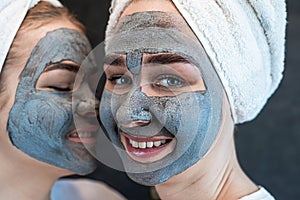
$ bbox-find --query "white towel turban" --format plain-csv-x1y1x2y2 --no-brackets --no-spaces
0,0,62,73
105,0,287,124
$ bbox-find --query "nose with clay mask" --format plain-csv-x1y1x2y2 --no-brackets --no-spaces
116,86,152,128
114,83,168,138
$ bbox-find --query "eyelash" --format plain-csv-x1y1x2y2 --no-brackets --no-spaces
108,75,132,85
154,75,185,87
47,86,72,92
106,74,185,89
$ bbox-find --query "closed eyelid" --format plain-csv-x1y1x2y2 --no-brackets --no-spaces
35,67,79,93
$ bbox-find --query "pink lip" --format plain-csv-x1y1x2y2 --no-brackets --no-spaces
67,126,98,145
120,131,176,163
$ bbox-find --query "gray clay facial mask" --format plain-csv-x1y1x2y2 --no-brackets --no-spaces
8,28,98,174
100,11,223,185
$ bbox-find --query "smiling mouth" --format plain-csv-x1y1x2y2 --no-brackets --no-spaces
67,128,98,145
120,131,176,163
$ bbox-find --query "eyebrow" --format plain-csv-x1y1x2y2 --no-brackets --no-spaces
144,53,191,65
44,63,79,73
104,54,125,66
104,53,192,67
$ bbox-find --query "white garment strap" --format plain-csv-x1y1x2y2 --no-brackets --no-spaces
240,187,275,200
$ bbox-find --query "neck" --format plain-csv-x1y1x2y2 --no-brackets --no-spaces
0,136,71,200
155,102,258,200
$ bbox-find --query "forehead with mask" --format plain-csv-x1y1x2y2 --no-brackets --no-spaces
101,4,225,185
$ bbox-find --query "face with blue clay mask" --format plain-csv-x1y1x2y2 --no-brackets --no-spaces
7,28,98,174
100,11,223,185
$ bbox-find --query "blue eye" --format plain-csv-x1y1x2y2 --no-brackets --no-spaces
155,76,183,87
116,77,131,85
108,75,132,85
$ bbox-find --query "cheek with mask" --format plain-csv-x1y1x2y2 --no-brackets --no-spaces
100,11,224,185
8,28,98,174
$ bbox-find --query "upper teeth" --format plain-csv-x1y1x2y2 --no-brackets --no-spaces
129,139,167,149
70,132,93,138
79,132,93,138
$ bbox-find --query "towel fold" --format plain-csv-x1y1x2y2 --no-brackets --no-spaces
0,0,62,73
106,0,287,124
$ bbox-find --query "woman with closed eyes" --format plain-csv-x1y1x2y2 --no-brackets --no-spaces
0,1,124,199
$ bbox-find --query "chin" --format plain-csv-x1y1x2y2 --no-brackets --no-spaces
127,172,168,186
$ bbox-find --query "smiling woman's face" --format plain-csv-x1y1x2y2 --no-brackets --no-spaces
104,53,207,163
1,20,98,174
100,4,224,185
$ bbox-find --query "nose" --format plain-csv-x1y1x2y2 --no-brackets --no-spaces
116,87,152,128
76,99,99,117
121,120,150,129
74,83,99,118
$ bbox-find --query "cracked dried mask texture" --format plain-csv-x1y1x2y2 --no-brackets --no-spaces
8,28,97,174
